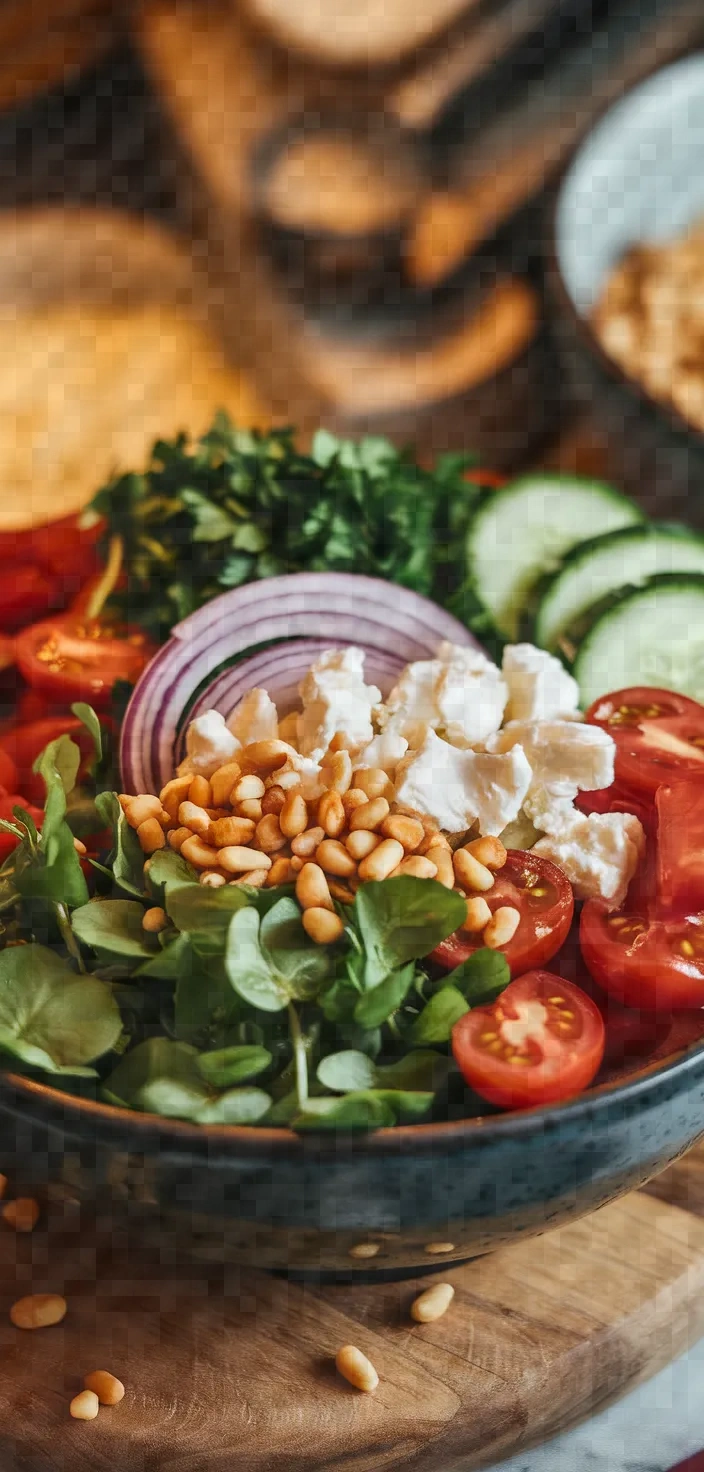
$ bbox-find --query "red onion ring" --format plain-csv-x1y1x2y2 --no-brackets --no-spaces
121,573,483,794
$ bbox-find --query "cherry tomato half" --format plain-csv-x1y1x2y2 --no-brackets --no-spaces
431,850,574,978
580,900,704,1011
452,971,605,1109
586,687,704,799
15,615,154,708
0,716,94,806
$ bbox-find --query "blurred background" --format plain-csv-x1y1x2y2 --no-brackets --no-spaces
0,0,702,532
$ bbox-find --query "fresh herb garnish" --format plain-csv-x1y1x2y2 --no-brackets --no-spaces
89,418,481,642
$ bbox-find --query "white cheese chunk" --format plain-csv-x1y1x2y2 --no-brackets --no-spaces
395,725,532,835
358,726,409,776
488,719,615,797
523,787,578,837
533,811,645,910
275,753,325,801
177,710,240,778
380,640,507,748
297,647,381,761
227,688,279,745
502,643,580,722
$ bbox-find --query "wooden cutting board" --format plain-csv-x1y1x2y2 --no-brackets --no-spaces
0,1143,703,1471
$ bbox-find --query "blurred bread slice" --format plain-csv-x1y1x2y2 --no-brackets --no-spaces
239,0,478,69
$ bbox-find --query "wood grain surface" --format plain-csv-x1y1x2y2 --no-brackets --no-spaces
0,1142,702,1471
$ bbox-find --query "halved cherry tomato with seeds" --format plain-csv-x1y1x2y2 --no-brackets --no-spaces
452,971,605,1109
431,850,574,978
0,716,95,806
580,900,704,1011
15,615,153,708
586,687,704,799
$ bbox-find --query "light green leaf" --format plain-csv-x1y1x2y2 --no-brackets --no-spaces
316,1049,376,1093
104,1038,208,1118
71,702,103,763
409,986,469,1044
181,488,237,542
353,963,416,1028
225,906,289,1012
193,1087,271,1124
292,1091,395,1131
375,1050,451,1092
72,899,155,959
95,792,145,898
0,943,121,1070
145,848,196,899
17,821,89,909
443,948,511,1007
165,881,250,935
197,1044,272,1088
353,878,466,990
260,896,332,1002
138,931,192,980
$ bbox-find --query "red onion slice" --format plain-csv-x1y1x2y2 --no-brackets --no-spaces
121,573,483,794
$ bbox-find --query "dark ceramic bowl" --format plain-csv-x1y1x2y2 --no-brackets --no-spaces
551,53,704,524
0,1009,703,1275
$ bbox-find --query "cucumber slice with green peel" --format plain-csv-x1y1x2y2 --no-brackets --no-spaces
573,573,704,707
535,523,704,653
466,474,645,641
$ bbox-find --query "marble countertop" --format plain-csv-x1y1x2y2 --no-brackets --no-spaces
486,1337,704,1472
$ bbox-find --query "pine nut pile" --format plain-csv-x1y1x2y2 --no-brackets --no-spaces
121,736,521,947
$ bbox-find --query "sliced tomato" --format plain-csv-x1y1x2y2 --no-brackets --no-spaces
463,468,506,489
0,563,63,632
431,850,574,978
654,779,704,918
575,781,654,833
580,899,704,1011
451,971,605,1109
586,687,704,799
15,615,154,707
0,716,94,805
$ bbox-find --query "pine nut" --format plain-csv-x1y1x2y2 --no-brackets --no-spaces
200,871,226,888
295,862,333,911
188,774,212,808
290,856,303,872
219,845,272,874
266,857,298,887
335,1345,379,1392
178,801,212,840
231,869,269,888
328,730,352,753
463,896,492,932
210,761,242,807
424,1241,455,1254
136,818,165,854
180,834,221,869
328,880,356,904
279,791,308,839
291,826,325,858
117,794,132,812
277,712,300,744
206,807,229,820
124,794,162,829
10,1293,66,1329
453,848,494,892
358,837,404,881
315,839,357,878
466,835,507,870
168,826,192,853
261,785,286,817
83,1370,125,1406
392,856,438,879
410,1282,455,1323
419,830,451,856
238,798,263,821
255,814,287,853
345,829,380,861
350,797,390,832
70,1391,99,1421
233,774,266,803
348,1242,380,1259
432,848,455,888
380,814,424,851
269,768,301,792
142,906,168,933
73,837,87,855
0,1175,7,1199
159,775,195,821
239,740,292,774
323,750,352,794
3,1197,40,1232
342,788,368,817
352,767,391,800
211,816,256,847
302,907,344,944
318,789,346,838
484,905,520,949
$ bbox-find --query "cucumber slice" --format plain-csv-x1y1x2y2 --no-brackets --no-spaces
466,474,644,640
535,523,704,653
574,573,704,707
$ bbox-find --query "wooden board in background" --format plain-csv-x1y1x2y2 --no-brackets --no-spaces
0,1142,702,1470
0,0,121,112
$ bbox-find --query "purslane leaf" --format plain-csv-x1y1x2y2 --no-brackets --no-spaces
353,962,416,1028
72,899,156,959
197,1044,272,1088
0,943,121,1070
409,986,469,1044
225,907,289,1012
443,948,511,1007
353,879,466,991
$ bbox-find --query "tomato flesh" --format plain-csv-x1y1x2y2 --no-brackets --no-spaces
432,850,574,977
0,717,95,806
452,971,605,1109
16,615,154,707
580,899,704,1011
586,687,704,799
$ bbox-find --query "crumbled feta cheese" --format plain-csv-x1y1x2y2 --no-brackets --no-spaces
276,753,325,801
502,644,580,722
523,787,578,837
358,726,409,776
380,640,507,748
488,719,615,797
227,688,279,745
533,811,645,909
177,710,240,778
395,725,532,835
297,647,381,761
